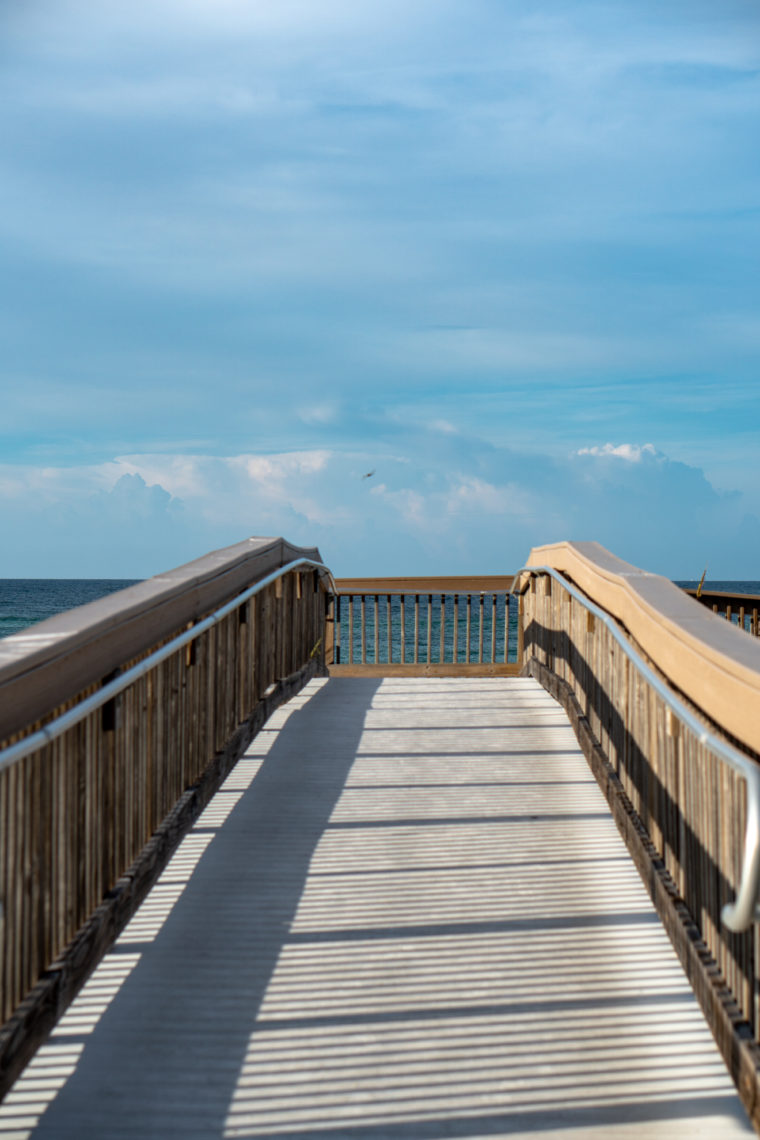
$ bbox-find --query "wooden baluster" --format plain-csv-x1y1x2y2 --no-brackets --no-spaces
490,594,497,663
453,595,459,663
440,595,446,663
349,596,354,665
400,595,406,664
466,595,472,663
427,594,432,664
361,595,367,663
374,595,379,664
414,595,419,664
387,596,392,663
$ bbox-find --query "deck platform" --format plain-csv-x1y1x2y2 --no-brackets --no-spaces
0,677,753,1138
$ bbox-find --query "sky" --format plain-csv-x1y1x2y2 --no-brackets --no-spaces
1,0,759,579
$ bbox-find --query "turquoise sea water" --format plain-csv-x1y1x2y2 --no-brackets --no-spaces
1,578,759,650
336,592,519,665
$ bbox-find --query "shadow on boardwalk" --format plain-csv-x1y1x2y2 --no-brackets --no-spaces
2,677,753,1139
28,678,380,1139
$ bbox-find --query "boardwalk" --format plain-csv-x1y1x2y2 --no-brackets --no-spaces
0,677,752,1138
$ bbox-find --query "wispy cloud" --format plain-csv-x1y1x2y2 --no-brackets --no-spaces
1,0,758,574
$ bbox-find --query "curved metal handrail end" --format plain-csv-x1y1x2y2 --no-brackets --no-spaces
721,768,760,933
516,562,760,932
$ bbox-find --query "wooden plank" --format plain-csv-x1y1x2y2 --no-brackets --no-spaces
5,676,750,1139
334,575,515,594
687,588,760,607
328,663,521,677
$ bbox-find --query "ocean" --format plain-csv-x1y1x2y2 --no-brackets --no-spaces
0,580,142,640
1,579,758,647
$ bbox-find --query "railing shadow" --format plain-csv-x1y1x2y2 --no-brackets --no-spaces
20,678,381,1139
523,618,759,1033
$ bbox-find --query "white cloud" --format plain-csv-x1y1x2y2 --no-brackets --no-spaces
0,436,758,578
575,442,658,462
1,1,758,581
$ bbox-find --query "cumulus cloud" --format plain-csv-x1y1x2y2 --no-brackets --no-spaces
2,435,757,579
0,468,186,577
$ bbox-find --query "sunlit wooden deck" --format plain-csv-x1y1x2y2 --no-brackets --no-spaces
1,677,752,1138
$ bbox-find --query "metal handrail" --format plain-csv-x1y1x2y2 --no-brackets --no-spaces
513,564,760,932
0,558,336,774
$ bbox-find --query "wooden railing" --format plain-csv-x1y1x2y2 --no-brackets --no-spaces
4,536,760,1109
516,541,760,1127
0,537,332,1094
688,588,760,637
328,576,520,676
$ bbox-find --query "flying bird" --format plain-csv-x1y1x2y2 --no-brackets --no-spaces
362,469,376,479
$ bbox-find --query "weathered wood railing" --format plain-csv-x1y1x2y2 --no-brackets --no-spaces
516,541,760,1127
0,537,332,1094
688,588,760,637
329,576,520,676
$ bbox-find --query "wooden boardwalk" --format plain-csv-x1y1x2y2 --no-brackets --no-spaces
0,678,753,1139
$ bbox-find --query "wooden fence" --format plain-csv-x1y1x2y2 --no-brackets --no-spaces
688,588,760,637
329,576,520,676
517,540,760,1125
0,537,331,1093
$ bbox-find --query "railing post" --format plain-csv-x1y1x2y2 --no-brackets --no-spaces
517,590,525,670
324,594,335,666
327,576,519,675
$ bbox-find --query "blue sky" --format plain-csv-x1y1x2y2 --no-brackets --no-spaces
2,0,759,578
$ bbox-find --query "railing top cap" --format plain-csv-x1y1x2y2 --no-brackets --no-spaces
0,537,326,743
520,540,760,754
334,575,515,594
0,537,314,664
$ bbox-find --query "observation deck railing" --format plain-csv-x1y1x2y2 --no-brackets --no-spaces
0,537,333,1094
328,576,520,676
515,541,760,1123
2,536,760,1123
688,587,760,638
